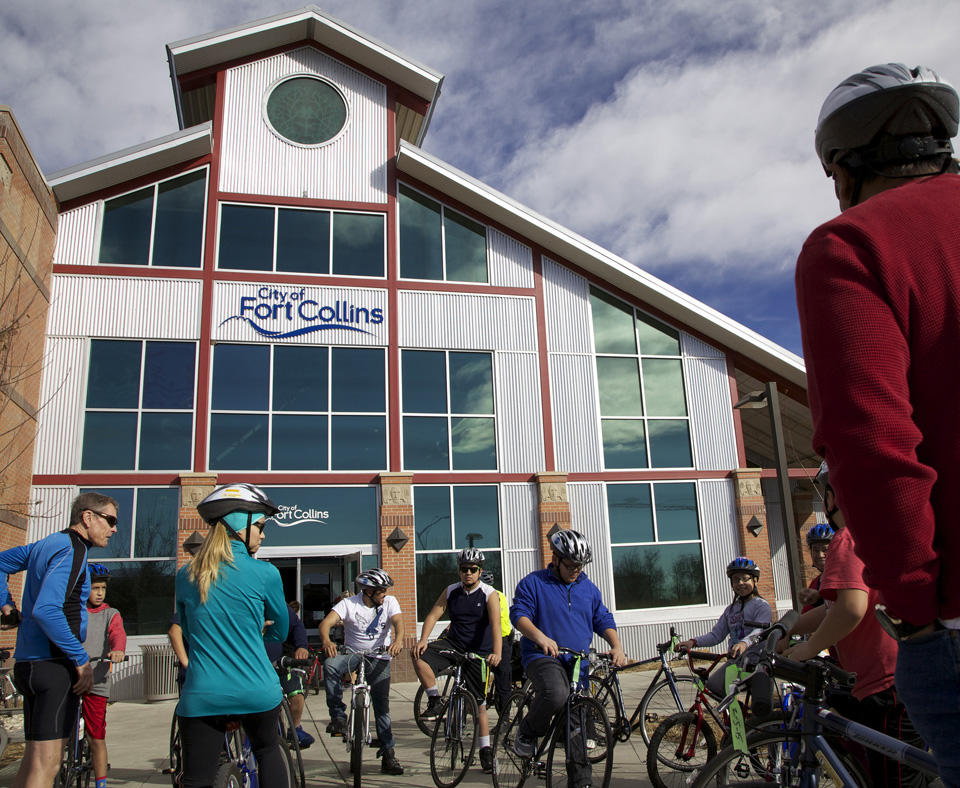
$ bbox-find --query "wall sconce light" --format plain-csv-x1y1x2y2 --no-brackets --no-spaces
746,516,765,538
183,531,205,556
547,523,563,539
386,526,409,552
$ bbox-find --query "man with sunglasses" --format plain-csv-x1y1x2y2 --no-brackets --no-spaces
412,547,502,774
0,491,119,788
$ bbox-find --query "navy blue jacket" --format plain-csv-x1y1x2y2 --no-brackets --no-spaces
264,607,308,663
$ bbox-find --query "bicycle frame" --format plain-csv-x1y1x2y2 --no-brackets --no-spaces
342,647,382,752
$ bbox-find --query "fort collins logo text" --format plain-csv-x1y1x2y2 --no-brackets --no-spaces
219,286,384,338
272,503,330,528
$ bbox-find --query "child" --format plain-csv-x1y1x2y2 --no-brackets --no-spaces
798,524,834,613
82,563,127,788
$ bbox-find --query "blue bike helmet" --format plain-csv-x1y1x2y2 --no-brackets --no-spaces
726,557,760,579
88,563,110,582
806,524,835,546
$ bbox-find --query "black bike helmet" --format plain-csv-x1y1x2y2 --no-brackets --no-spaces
726,556,760,579
196,483,279,527
457,547,484,566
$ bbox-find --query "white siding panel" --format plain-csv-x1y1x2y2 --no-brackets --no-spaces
500,483,538,604
681,331,724,359
614,619,726,659
503,551,538,605
28,486,77,541
568,482,614,605
541,258,591,354
488,229,534,289
698,479,741,607
496,352,545,474
33,338,87,475
685,356,738,471
549,354,602,473
398,291,537,351
53,203,98,266
762,478,793,607
220,47,387,203
48,276,202,339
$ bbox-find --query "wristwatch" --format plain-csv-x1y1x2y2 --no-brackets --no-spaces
874,605,938,641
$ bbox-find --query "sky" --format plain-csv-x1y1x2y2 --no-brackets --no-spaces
3,0,960,356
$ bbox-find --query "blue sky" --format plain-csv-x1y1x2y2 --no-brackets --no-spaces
4,0,960,355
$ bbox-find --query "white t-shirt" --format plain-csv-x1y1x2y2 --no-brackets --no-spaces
333,593,401,660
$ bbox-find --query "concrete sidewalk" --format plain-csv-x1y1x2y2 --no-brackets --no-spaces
0,677,657,787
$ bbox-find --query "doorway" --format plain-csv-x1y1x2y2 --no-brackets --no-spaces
264,553,362,639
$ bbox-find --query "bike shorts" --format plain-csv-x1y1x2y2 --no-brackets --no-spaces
81,692,108,739
279,668,305,698
13,658,79,741
420,638,490,703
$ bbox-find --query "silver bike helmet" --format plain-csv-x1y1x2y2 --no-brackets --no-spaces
196,483,279,528
457,547,485,566
549,529,593,565
356,568,394,590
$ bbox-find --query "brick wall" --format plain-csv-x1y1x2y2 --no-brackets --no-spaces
731,468,777,604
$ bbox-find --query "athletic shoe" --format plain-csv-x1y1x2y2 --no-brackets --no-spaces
295,726,315,749
479,746,493,773
512,732,535,759
381,748,404,775
326,717,347,736
422,695,444,720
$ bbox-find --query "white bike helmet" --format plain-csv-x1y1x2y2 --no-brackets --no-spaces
356,568,394,590
550,529,593,565
196,483,279,527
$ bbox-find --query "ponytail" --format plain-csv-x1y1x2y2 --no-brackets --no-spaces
186,522,235,604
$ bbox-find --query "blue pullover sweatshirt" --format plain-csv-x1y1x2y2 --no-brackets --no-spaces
510,566,616,668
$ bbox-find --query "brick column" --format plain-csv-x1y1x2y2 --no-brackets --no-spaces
792,481,819,589
536,472,570,568
378,473,417,682
178,473,216,569
731,468,776,604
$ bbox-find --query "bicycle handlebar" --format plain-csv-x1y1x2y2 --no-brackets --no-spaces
340,645,388,657
278,656,313,669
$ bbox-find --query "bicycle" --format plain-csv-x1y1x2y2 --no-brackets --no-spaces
415,649,511,736
492,647,614,788
303,649,323,696
0,648,24,761
337,644,389,788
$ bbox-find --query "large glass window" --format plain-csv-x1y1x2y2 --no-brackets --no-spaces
607,482,706,610
218,204,385,277
82,340,195,471
590,287,692,469
209,344,386,471
401,350,496,470
413,485,502,621
398,184,488,283
99,169,207,268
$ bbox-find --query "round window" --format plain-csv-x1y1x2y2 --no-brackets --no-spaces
265,76,348,146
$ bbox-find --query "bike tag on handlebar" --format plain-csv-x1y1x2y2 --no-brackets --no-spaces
572,654,582,685
724,663,748,755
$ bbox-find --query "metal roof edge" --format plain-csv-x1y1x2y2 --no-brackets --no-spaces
396,140,806,390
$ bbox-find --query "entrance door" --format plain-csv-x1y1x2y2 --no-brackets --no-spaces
300,557,342,638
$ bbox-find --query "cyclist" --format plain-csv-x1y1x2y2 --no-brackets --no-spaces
264,601,314,749
82,563,127,788
480,569,516,714
0,491,118,788
510,529,626,788
413,548,502,774
318,568,404,776
175,483,290,788
799,524,834,612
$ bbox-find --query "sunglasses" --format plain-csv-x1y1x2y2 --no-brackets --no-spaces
88,510,118,528
560,559,584,572
459,565,481,574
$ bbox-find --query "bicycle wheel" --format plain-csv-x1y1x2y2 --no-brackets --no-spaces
78,737,93,788
636,675,700,745
430,688,479,788
350,698,366,788
277,735,297,788
278,699,305,788
56,728,79,788
169,715,183,787
212,763,244,788
546,697,613,788
309,660,322,695
492,689,532,788
415,672,453,736
646,712,717,788
590,677,629,747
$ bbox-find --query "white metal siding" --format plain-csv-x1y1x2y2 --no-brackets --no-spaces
568,482,614,605
27,485,77,541
48,275,202,339
496,352,545,474
53,203,98,266
548,353,602,473
219,47,387,203
488,229,534,289
680,331,724,359
541,257,592,354
614,618,726,659
500,483,539,605
699,479,741,607
685,356,738,471
33,338,87,475
762,478,793,606
398,291,538,351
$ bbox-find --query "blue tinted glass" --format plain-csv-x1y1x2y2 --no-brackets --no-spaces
453,486,500,549
601,420,647,469
277,208,329,274
590,287,637,354
402,351,446,413
139,413,192,470
211,344,269,411
648,420,693,468
607,484,653,543
596,357,643,417
153,170,206,268
99,187,153,266
451,417,496,470
87,340,141,409
332,213,384,277
209,413,268,469
612,544,706,609
443,209,487,283
85,559,175,635
262,486,378,547
449,353,493,413
134,488,180,558
414,486,452,550
330,415,386,470
331,348,384,412
403,416,448,470
273,346,327,412
654,483,700,541
218,204,274,270
142,342,195,409
82,412,138,470
399,185,442,280
272,415,327,470
83,487,134,559
416,552,457,620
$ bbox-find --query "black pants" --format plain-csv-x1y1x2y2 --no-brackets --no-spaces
494,637,514,713
178,705,286,788
846,687,928,788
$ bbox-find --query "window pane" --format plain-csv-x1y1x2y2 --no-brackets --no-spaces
402,350,446,413
637,312,680,355
601,419,647,469
444,209,487,283
100,187,153,266
330,415,385,470
139,413,192,470
612,544,706,609
607,484,653,543
331,348,384,412
416,552,457,620
399,185,442,280
654,483,700,541
218,204,274,270
134,488,180,558
82,412,138,470
209,413,268,469
277,208,329,274
273,346,327,412
451,417,496,470
97,560,176,635
211,344,269,411
84,487,134,559
87,340,141,408
143,342,195,409
453,486,499,549
590,287,636,354
332,213,384,277
404,416,448,469
414,486,452,551
648,420,693,467
153,170,206,268
449,353,493,414
272,415,327,470
642,359,687,417
596,357,643,417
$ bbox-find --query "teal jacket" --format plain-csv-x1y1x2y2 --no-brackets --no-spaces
175,541,288,717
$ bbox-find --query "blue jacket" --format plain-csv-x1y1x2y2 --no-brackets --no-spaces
176,541,289,717
510,566,616,667
264,607,308,663
0,530,90,666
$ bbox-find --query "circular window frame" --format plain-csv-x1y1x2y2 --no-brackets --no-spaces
262,74,350,148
